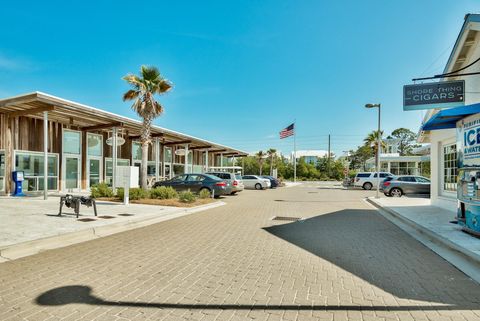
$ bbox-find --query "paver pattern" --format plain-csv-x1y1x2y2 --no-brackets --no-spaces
1,183,480,321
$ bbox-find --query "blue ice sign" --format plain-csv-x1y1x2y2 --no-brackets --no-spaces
459,114,480,167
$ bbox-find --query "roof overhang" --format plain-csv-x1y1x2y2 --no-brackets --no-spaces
0,91,248,156
421,102,480,131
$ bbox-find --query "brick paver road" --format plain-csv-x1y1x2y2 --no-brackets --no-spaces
1,183,480,321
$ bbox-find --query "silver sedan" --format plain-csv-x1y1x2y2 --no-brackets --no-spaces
381,175,431,197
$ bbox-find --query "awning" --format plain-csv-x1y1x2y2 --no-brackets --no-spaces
422,103,480,131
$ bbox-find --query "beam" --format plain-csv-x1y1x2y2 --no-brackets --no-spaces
209,149,227,153
129,133,163,140
189,145,212,150
82,121,123,132
163,140,192,146
3,105,55,117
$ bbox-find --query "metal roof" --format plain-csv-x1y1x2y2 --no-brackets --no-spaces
0,91,248,156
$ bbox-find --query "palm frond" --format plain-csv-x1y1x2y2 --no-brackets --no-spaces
123,89,139,101
141,65,160,81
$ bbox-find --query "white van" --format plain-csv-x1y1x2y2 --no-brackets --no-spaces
354,172,393,190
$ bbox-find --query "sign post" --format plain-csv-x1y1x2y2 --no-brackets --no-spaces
403,80,465,111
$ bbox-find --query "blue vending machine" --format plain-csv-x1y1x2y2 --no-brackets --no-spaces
12,170,25,196
457,113,480,236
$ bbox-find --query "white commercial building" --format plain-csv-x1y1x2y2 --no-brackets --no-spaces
290,150,332,165
418,14,480,211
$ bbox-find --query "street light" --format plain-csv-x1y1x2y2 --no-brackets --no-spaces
365,103,381,199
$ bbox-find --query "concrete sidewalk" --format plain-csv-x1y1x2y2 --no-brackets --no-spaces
367,196,480,282
0,196,224,262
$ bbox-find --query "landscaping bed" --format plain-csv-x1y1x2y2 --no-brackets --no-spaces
91,183,214,208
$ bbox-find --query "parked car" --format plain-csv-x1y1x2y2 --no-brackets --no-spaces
206,172,245,195
241,175,271,190
260,175,279,188
354,172,393,190
382,175,431,197
153,173,227,197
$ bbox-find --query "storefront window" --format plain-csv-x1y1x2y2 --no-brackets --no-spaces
104,158,130,186
389,161,419,176
87,133,102,156
63,130,81,154
14,152,59,191
443,144,457,192
164,147,172,163
132,141,142,161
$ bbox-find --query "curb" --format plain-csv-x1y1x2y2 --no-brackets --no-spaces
366,197,480,283
0,201,225,262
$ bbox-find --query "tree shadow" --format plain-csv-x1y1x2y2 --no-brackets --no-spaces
35,285,472,311
263,209,480,308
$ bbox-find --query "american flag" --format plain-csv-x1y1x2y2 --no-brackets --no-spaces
279,123,294,139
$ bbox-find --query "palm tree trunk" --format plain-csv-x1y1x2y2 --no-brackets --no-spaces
140,115,152,190
270,156,273,176
259,161,263,175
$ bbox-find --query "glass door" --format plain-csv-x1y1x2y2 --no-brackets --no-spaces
64,156,81,191
88,158,102,187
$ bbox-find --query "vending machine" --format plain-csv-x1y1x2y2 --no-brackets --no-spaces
457,113,480,236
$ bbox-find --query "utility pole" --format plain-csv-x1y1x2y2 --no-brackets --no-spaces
327,134,331,178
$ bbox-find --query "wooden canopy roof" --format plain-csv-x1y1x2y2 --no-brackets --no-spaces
0,92,248,156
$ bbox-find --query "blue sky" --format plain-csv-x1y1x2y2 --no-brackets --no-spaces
0,1,478,156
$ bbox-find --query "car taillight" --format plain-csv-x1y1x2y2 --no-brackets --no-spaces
215,182,226,186
233,180,238,186
384,182,391,187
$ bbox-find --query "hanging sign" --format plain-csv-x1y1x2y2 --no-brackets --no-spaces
106,136,126,146
403,80,465,111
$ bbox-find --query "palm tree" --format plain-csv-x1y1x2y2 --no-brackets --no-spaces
363,130,386,154
267,148,277,176
256,151,266,175
122,65,172,189
364,130,386,169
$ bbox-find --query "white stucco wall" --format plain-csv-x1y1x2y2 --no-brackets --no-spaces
429,128,457,212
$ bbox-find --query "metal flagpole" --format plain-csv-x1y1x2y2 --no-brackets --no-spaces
293,121,296,183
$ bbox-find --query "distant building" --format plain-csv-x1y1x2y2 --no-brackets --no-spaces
290,150,333,165
365,139,430,176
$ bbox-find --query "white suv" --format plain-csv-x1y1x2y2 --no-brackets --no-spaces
354,172,393,190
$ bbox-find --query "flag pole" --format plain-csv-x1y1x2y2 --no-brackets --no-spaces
293,120,296,183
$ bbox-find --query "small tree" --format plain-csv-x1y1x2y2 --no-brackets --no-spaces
256,151,266,175
267,148,277,176
391,128,417,156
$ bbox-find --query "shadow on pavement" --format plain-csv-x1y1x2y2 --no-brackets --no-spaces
263,209,480,308
36,285,469,311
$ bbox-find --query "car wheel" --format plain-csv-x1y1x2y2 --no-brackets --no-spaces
200,187,211,196
384,192,392,197
390,188,403,197
255,183,262,190
363,182,373,190
230,192,237,195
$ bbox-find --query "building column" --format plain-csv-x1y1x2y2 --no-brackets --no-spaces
184,144,189,174
112,127,118,190
220,153,223,168
43,112,48,200
205,150,209,172
4,115,12,195
387,161,391,174
162,146,166,179
154,138,160,182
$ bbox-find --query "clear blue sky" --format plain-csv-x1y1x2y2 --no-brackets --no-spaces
0,1,478,156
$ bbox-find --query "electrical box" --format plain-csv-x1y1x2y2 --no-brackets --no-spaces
115,166,139,189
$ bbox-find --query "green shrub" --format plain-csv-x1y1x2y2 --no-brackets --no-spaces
116,187,148,201
150,186,178,199
199,188,211,199
90,182,114,198
178,190,196,203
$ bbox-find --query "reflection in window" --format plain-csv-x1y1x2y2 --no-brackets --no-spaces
63,130,81,154
87,133,102,156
